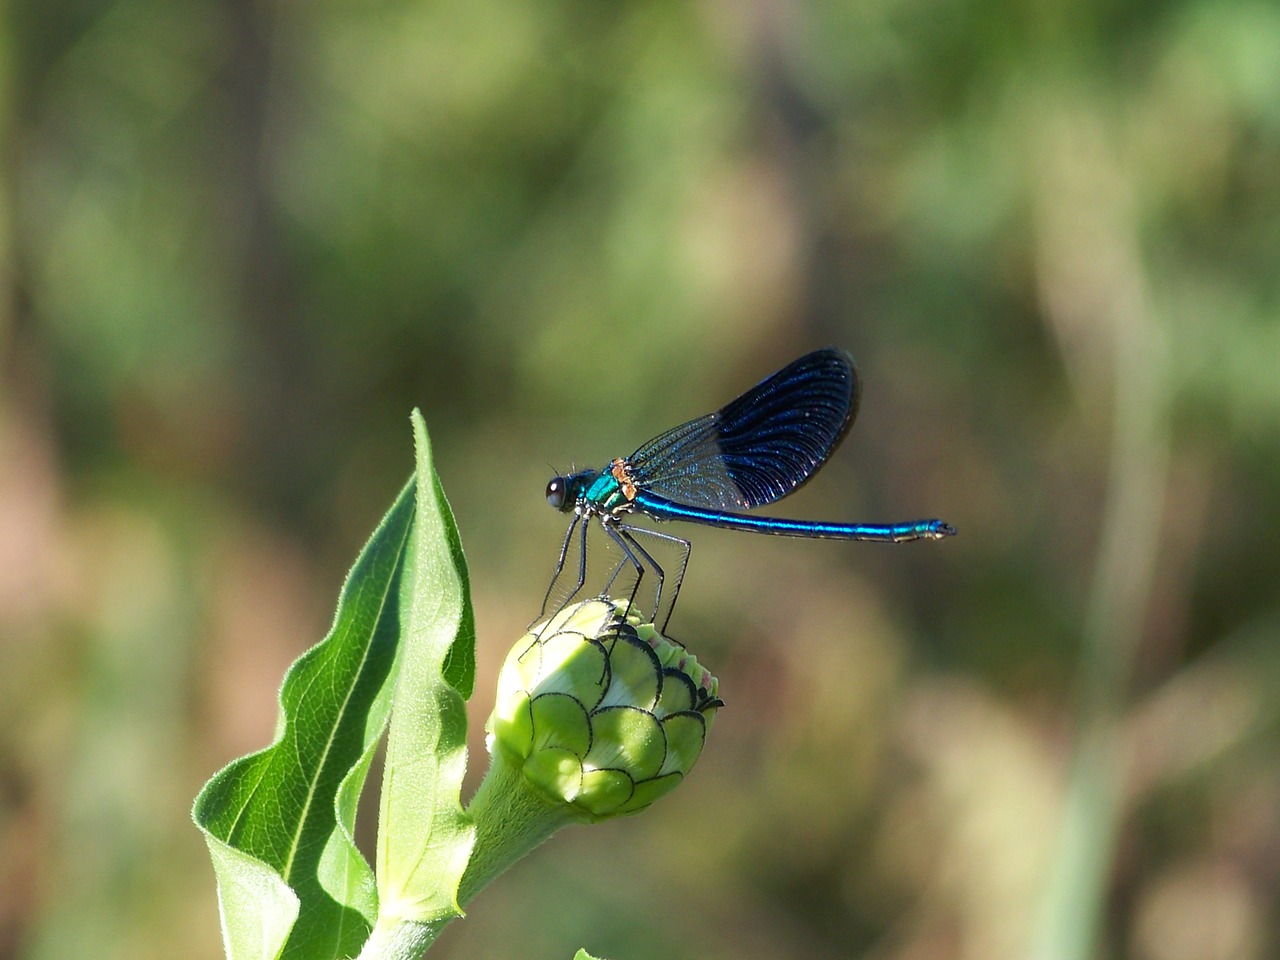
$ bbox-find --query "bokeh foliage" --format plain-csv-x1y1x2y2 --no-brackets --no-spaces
1,0,1278,958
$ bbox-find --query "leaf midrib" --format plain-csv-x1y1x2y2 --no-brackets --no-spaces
278,515,412,882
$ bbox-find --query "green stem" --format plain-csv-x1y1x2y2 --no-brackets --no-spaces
1026,92,1170,960
358,754,577,960
458,751,580,904
356,917,446,960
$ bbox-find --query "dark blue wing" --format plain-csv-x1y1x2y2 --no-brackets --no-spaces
626,349,859,511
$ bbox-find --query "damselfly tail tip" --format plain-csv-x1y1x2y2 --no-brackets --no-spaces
931,520,957,539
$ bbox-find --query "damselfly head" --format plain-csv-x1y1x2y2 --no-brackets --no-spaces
546,469,599,511
545,475,570,510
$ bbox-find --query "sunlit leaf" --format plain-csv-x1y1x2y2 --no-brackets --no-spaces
193,480,416,959
374,411,477,923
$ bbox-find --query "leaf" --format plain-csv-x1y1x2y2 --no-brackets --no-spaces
194,478,416,960
374,411,477,923
573,950,610,960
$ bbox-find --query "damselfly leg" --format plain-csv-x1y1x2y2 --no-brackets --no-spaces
536,514,691,636
613,524,690,633
535,513,588,626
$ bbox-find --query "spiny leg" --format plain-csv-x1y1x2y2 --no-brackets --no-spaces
594,528,653,615
535,513,594,637
537,513,580,624
601,521,651,623
571,514,589,605
620,525,691,633
613,524,672,626
599,550,630,598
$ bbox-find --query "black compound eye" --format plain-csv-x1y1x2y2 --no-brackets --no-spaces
546,477,567,509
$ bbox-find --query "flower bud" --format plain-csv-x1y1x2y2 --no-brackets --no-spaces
487,599,721,821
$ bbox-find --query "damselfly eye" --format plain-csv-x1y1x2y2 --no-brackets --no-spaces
546,477,567,510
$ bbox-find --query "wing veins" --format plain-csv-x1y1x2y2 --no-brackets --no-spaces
626,349,857,511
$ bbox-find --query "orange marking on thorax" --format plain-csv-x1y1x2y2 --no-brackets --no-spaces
610,457,638,500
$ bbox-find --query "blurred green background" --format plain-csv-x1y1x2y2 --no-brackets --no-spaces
2,0,1278,957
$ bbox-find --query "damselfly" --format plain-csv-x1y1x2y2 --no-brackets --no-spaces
541,349,954,629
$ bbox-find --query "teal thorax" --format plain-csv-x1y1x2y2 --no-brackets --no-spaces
545,458,638,518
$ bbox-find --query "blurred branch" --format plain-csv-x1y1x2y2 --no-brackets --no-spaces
1028,89,1172,960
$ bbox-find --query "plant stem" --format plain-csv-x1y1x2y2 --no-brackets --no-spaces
356,917,447,960
1027,93,1170,960
457,751,579,905
358,754,577,960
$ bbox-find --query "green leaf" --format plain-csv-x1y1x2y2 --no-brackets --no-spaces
193,478,416,960
375,410,477,923
573,950,609,960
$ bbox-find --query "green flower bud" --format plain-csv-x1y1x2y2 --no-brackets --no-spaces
487,599,721,821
